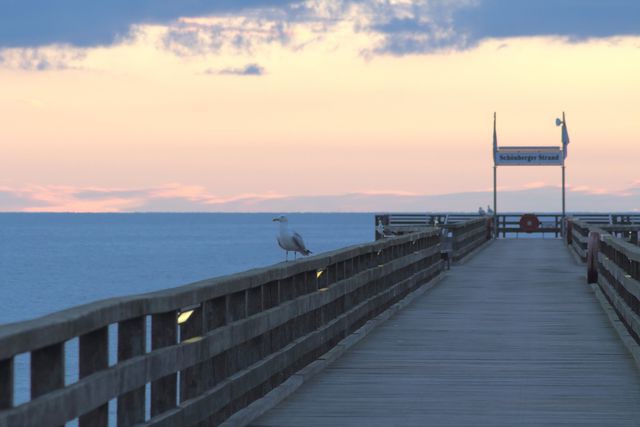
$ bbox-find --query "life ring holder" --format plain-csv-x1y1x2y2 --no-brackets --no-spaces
519,214,540,233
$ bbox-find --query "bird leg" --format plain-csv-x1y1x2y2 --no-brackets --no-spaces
294,252,297,260
285,251,288,262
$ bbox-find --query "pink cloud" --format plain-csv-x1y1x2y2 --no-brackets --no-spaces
1,182,638,212
148,184,286,205
355,190,419,197
0,184,289,212
568,184,635,197
522,181,551,189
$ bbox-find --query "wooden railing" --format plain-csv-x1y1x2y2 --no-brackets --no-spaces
444,218,492,261
377,212,640,240
495,213,563,237
0,230,443,427
568,219,590,262
375,216,492,262
598,235,640,345
567,218,640,348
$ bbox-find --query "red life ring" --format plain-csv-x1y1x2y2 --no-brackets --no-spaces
519,214,540,233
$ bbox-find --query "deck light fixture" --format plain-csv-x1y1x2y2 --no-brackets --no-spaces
177,310,194,324
177,304,200,324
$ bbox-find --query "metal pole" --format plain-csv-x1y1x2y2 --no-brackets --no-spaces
562,164,566,236
493,165,497,239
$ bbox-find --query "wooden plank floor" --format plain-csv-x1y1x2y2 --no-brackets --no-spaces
253,239,640,426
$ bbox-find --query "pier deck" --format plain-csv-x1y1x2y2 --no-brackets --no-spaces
254,239,640,426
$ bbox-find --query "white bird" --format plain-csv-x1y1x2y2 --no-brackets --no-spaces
478,206,486,216
273,216,312,261
487,205,494,215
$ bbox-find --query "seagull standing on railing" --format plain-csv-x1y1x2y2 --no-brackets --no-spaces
273,215,312,261
487,205,494,215
478,206,486,216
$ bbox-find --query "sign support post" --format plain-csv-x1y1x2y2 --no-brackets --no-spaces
492,112,570,239
562,164,566,235
493,165,497,239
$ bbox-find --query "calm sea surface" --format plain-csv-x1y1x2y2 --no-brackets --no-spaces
0,213,373,324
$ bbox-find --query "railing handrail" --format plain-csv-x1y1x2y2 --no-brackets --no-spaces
0,229,436,360
566,217,640,349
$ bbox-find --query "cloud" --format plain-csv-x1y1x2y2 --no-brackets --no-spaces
454,0,640,42
0,189,49,210
206,63,266,76
363,0,640,54
0,47,85,71
0,184,638,212
0,1,300,48
3,0,639,54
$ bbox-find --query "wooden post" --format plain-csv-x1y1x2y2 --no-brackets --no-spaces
31,343,64,398
204,296,226,331
202,297,226,391
79,326,109,427
502,215,507,238
31,343,65,427
151,311,177,417
0,358,13,410
117,317,146,426
226,291,247,323
247,286,263,316
587,231,600,284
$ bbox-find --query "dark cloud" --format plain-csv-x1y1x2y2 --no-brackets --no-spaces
371,0,640,54
0,0,299,48
454,0,640,42
1,0,639,54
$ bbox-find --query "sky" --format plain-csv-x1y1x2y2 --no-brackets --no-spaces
1,0,639,212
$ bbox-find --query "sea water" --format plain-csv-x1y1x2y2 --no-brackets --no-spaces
0,213,373,422
0,213,373,323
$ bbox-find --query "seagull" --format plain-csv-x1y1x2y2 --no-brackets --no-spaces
487,205,494,215
273,215,312,261
478,206,486,216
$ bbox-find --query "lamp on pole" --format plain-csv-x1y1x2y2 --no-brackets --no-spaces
555,112,569,236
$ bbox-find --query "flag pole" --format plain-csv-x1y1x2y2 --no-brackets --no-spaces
493,112,498,239
561,112,566,237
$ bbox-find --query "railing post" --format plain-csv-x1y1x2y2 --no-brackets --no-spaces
31,343,64,397
587,231,600,284
117,316,146,426
502,215,506,238
0,358,13,410
227,291,247,322
79,326,109,427
31,342,65,427
151,311,177,417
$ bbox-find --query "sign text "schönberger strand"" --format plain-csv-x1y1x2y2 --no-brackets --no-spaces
495,150,563,166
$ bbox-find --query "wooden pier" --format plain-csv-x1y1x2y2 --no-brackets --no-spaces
253,239,640,426
1,215,639,426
